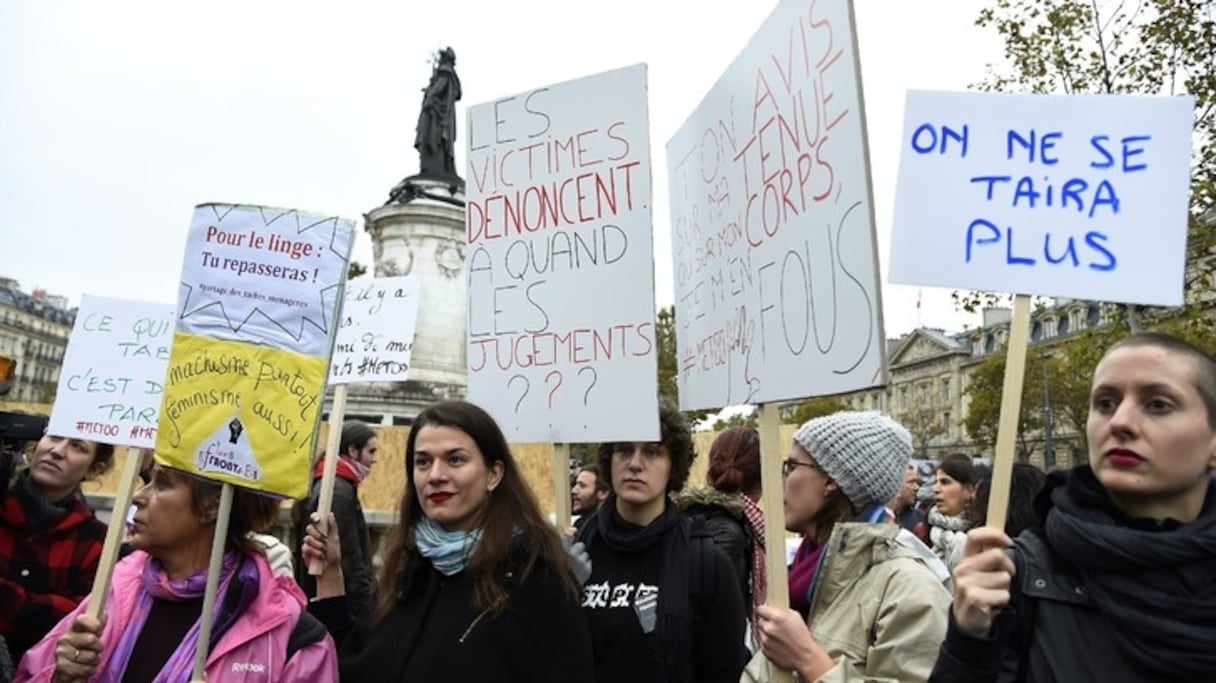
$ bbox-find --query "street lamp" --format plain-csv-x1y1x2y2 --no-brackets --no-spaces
1041,352,1055,469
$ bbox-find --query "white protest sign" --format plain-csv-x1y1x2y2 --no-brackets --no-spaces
48,295,175,448
888,90,1194,306
465,64,659,442
330,275,421,384
667,0,885,411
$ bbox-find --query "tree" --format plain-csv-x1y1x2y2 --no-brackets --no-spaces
899,403,946,459
964,346,1050,460
655,306,713,423
348,261,368,280
958,1,1216,330
712,406,759,431
784,396,849,425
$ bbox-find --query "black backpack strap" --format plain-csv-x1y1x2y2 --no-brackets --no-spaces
687,520,717,613
286,609,328,662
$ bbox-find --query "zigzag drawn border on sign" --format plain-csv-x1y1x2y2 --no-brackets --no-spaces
177,282,344,342
178,204,354,341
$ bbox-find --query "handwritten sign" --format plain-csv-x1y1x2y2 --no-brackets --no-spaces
465,64,659,442
48,296,174,448
330,275,421,384
667,0,885,411
888,90,1195,306
156,203,356,498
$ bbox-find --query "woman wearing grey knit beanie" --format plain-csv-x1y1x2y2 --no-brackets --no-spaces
741,411,951,683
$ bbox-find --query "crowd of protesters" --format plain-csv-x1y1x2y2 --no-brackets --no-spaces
2,330,1212,682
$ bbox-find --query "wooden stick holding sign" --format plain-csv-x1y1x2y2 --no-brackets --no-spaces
309,385,348,575
553,443,571,529
757,403,794,683
190,482,234,682
84,447,144,620
984,295,1032,530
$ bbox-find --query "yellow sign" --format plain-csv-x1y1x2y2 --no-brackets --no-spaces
156,332,325,498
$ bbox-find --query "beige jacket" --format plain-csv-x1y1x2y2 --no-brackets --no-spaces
742,523,950,683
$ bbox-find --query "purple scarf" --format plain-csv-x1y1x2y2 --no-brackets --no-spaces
98,552,258,683
788,537,826,620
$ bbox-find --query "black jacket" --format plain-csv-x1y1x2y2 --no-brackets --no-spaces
674,488,752,619
312,552,592,682
295,475,377,622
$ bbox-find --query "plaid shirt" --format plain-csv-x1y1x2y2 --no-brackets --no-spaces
0,470,106,663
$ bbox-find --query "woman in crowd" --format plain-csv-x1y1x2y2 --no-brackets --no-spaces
931,333,1216,682
294,420,380,621
302,400,592,681
919,453,985,572
578,400,747,682
16,465,337,682
744,411,951,682
0,434,113,665
674,425,766,649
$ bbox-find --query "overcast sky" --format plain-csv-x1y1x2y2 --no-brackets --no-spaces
0,0,1002,337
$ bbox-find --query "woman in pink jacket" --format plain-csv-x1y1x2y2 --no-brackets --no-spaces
15,466,338,683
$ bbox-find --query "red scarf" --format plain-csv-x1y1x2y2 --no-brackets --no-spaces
311,455,365,484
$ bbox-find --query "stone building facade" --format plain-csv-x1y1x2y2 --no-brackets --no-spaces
821,300,1114,469
0,279,74,403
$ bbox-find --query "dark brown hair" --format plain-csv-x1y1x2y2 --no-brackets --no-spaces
579,463,610,495
706,427,761,494
597,398,696,493
171,468,281,557
374,401,576,623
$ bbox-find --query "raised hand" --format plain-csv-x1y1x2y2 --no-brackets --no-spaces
952,526,1016,638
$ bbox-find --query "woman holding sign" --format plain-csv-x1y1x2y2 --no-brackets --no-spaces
930,333,1216,682
743,411,951,683
0,433,113,665
14,466,338,682
302,400,593,681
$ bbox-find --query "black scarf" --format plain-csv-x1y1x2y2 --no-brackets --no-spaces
581,497,692,683
1043,467,1216,680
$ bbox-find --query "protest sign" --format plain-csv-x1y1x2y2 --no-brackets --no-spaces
156,203,355,498
330,275,421,384
48,295,174,448
888,90,1194,306
667,0,886,411
465,64,659,443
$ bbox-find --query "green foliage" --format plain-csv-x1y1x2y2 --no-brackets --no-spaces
712,407,759,431
964,346,1048,460
784,396,849,425
347,260,368,280
655,305,713,424
958,0,1216,324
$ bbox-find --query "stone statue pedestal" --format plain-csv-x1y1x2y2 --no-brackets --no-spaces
327,176,467,425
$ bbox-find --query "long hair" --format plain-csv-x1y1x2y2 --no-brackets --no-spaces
373,401,576,624
339,420,377,456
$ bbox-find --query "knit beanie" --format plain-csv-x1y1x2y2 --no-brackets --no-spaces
792,411,913,510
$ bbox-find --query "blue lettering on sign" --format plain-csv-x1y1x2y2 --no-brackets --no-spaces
943,126,1154,276
965,219,1118,272
910,123,969,157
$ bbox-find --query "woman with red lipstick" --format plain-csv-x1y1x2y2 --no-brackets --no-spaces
0,433,113,666
303,400,593,681
930,333,1216,682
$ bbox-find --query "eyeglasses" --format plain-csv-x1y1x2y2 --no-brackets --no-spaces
781,459,822,477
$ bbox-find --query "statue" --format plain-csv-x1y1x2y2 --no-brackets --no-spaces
414,47,461,178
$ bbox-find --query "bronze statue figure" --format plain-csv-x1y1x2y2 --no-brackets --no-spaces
415,47,461,178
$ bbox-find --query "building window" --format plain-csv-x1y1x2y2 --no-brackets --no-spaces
941,378,951,403
943,411,952,438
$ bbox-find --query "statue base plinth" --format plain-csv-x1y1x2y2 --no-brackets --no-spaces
386,174,465,207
